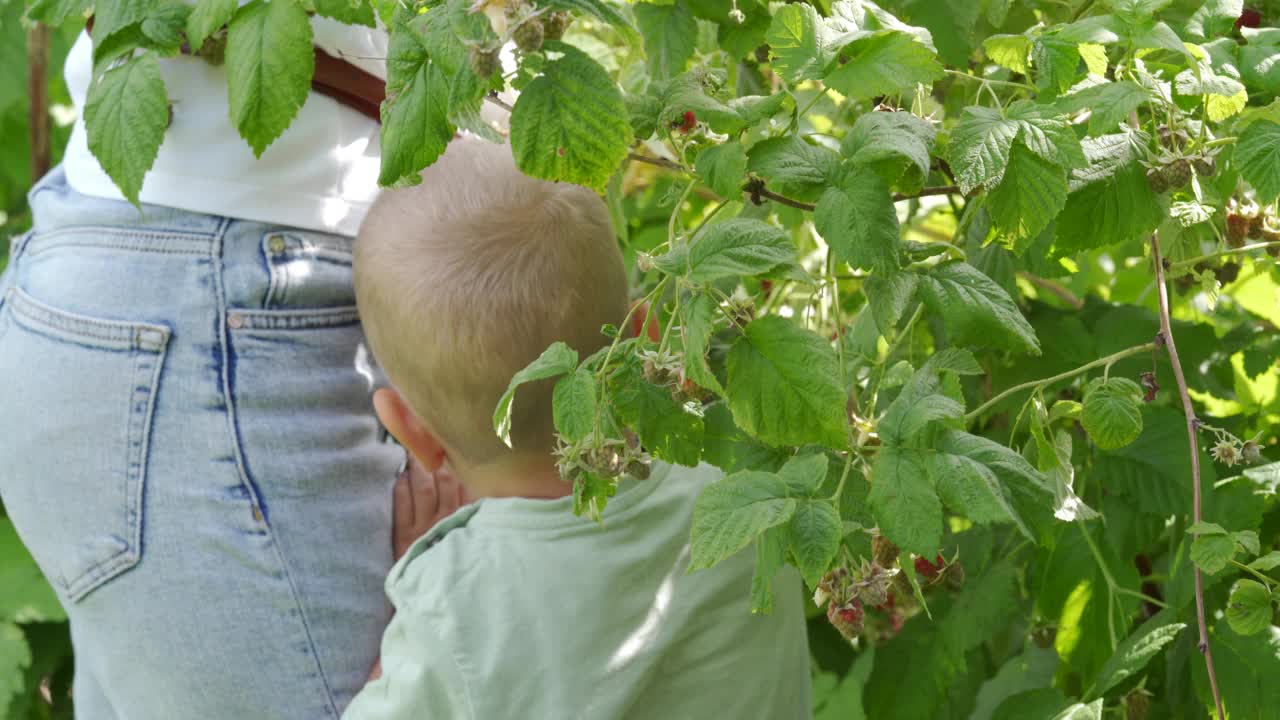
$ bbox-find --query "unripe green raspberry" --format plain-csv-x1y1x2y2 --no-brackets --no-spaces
542,11,571,41
468,46,501,78
198,34,227,66
513,17,545,53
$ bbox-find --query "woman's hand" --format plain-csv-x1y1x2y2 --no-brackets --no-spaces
392,457,468,561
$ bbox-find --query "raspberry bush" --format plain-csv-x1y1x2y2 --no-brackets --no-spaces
8,0,1280,716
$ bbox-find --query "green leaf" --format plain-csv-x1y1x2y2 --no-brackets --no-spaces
869,447,940,556
1081,377,1144,450
814,167,901,275
552,369,597,443
446,64,502,144
1033,35,1080,95
789,499,842,587
25,0,91,25
986,141,1069,240
919,261,1040,354
947,106,1020,194
841,110,937,178
689,471,797,571
91,0,157,50
542,0,638,41
1198,621,1280,718
778,452,829,496
186,0,237,49
139,2,191,50
1078,42,1107,76
746,134,840,201
1188,0,1243,39
1227,580,1273,636
1187,520,1229,536
510,42,633,191
766,2,830,84
823,30,944,101
750,525,788,613
680,294,724,396
984,33,1030,73
612,364,705,466
0,623,31,718
653,218,794,282
701,402,790,474
1055,81,1151,136
1190,533,1237,574
634,0,696,79
314,0,374,26
725,316,847,447
1235,530,1261,556
880,390,963,447
83,52,168,205
1055,133,1163,251
493,342,578,446
928,444,1033,539
226,0,314,156
376,46,453,184
863,272,918,337
1176,65,1248,121
1090,619,1186,697
695,142,748,199
1250,551,1280,571
1236,120,1280,203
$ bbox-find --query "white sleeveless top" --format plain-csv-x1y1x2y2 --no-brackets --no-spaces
62,18,388,237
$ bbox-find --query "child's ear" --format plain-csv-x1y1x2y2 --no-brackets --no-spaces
373,388,448,472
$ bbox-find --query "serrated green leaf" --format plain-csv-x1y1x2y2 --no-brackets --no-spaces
789,499,842,587
778,452,829,496
1227,580,1273,636
1056,81,1151,136
226,0,314,157
841,110,936,177
1033,35,1080,95
863,272,918,337
1079,42,1107,75
446,64,502,144
750,525,788,613
746,134,840,201
1188,0,1243,39
680,293,723,396
948,106,1021,193
919,261,1040,354
91,0,156,52
869,447,940,556
929,444,1033,539
689,471,797,571
612,365,704,466
1090,619,1186,697
1195,621,1280,719
510,42,632,190
1236,120,1280,203
1055,133,1163,250
635,0,696,79
1081,377,1144,450
695,142,747,199
379,44,453,186
0,520,65,624
1190,533,1237,574
25,0,91,25
823,30,943,101
552,369,597,443
139,2,191,50
314,0,374,26
1249,551,1280,571
1187,520,1230,535
493,342,578,445
653,218,794,281
1236,530,1262,556
83,52,168,205
987,141,1069,240
984,33,1030,73
814,166,901,275
701,402,790,474
881,391,963,447
186,0,236,49
725,316,847,447
766,2,830,84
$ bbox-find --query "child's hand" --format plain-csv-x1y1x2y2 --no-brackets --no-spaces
392,458,468,561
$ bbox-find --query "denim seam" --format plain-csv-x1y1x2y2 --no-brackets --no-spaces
22,227,216,256
5,288,171,350
233,307,361,330
213,218,342,719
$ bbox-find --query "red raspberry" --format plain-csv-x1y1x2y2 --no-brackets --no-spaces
673,110,696,133
1237,8,1263,28
914,554,944,580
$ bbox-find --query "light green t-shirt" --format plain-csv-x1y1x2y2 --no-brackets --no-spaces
343,462,812,720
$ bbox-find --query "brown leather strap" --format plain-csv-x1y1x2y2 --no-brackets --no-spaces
85,17,386,123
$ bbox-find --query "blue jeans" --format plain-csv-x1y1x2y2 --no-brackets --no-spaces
0,169,403,719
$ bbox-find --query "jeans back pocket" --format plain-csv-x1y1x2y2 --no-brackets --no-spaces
0,287,171,602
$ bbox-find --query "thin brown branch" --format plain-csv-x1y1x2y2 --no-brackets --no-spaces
27,24,50,181
1018,271,1084,309
626,152,685,173
1151,232,1225,720
485,92,514,113
755,186,815,211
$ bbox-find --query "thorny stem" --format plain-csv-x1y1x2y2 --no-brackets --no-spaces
1151,232,1225,720
1167,240,1280,272
964,342,1158,421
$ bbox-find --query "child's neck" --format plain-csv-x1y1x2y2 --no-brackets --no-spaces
454,453,571,501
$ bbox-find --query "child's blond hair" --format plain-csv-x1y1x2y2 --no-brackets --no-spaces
355,138,628,463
